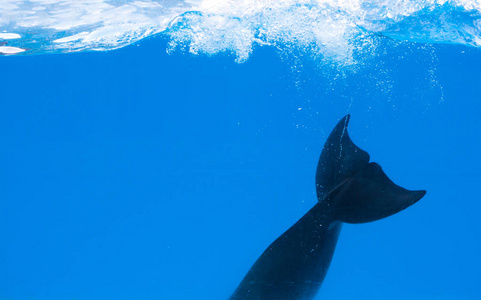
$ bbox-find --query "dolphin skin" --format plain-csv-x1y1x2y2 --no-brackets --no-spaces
230,115,425,300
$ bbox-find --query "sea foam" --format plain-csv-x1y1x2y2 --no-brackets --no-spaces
0,0,479,64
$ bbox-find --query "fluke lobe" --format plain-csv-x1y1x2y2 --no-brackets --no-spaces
230,115,425,300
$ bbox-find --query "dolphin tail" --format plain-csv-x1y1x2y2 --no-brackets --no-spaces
316,115,425,224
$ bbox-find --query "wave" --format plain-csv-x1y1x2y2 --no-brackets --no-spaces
1,0,480,64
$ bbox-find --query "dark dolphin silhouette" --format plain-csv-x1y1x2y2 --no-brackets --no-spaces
230,115,425,300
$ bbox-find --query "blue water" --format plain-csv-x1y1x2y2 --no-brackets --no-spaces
1,1,481,300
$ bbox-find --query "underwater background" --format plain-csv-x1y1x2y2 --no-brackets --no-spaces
1,1,481,299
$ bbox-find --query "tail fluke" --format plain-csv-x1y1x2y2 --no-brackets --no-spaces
329,162,425,223
317,115,425,224
230,114,425,300
316,115,370,201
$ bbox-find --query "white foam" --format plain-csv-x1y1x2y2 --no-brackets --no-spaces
53,32,90,43
0,33,21,39
0,0,479,63
0,46,25,54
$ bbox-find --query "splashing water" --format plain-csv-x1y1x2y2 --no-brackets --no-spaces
1,0,480,64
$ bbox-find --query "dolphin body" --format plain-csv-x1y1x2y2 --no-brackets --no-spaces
230,115,425,300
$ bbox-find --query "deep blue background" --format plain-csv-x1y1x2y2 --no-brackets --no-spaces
1,36,480,299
